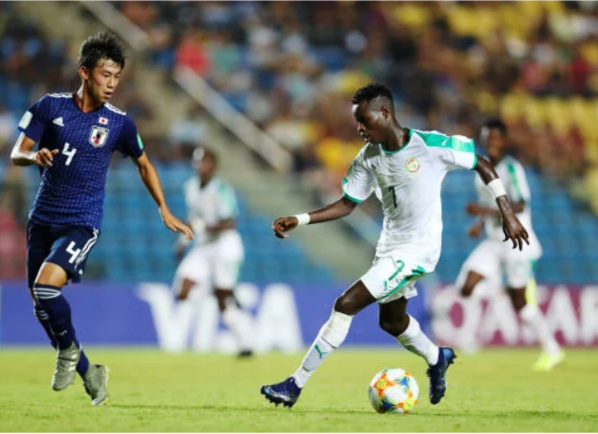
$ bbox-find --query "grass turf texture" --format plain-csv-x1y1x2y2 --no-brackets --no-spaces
0,348,596,432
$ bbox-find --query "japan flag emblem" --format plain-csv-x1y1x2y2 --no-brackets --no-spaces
99,117,109,125
89,125,109,148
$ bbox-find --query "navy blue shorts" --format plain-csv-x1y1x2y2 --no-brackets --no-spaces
27,222,100,288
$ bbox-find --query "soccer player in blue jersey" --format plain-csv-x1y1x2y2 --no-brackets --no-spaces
10,32,193,405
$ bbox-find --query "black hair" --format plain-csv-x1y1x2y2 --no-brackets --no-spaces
482,117,507,136
351,83,395,111
77,32,126,71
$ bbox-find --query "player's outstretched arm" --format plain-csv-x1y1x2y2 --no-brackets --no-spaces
133,153,193,240
272,196,357,239
466,200,525,217
474,155,529,250
10,133,58,167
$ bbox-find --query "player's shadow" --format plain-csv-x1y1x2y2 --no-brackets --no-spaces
110,403,372,415
111,405,598,420
110,404,255,412
416,409,598,419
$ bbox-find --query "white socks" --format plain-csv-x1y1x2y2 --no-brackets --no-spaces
519,304,560,355
396,315,439,366
291,312,441,389
292,310,353,388
222,300,252,352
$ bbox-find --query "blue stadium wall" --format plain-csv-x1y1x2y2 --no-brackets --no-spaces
1,165,598,349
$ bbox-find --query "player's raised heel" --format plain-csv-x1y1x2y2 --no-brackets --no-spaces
426,347,457,405
83,364,109,406
260,377,302,408
51,342,81,391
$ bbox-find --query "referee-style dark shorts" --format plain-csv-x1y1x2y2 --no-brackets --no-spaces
27,222,100,288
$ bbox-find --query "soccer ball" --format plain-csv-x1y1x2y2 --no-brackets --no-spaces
368,368,419,414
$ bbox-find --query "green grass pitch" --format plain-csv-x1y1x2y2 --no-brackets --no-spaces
0,348,597,432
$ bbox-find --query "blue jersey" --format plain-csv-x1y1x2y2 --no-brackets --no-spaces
18,92,144,229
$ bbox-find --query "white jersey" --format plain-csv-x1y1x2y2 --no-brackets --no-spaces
175,175,244,292
473,155,542,258
183,175,243,247
343,129,477,272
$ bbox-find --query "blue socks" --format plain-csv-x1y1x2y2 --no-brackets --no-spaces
76,348,90,377
34,305,57,349
33,284,75,350
32,284,90,378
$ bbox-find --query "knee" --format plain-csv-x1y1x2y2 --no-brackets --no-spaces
31,283,62,306
379,315,409,337
176,279,196,302
509,292,526,312
215,289,235,312
35,263,67,288
216,295,228,312
334,294,358,316
460,284,474,298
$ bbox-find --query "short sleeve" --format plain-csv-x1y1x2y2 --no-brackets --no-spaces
416,130,477,171
116,116,144,158
342,151,375,204
18,95,51,142
505,159,530,203
216,182,239,220
438,135,477,171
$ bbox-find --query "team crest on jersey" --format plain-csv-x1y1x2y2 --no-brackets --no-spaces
406,157,420,173
89,125,109,148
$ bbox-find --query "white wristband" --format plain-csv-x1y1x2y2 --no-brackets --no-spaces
487,179,507,200
294,213,310,226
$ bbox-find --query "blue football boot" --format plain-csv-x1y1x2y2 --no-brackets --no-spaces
260,377,302,408
426,347,457,405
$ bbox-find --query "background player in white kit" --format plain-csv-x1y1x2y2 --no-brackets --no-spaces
456,118,564,371
260,83,530,409
173,146,252,357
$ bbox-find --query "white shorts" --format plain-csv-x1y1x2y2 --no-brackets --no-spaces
360,255,428,304
173,232,244,295
457,239,539,289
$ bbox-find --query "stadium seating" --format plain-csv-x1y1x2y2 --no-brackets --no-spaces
437,170,598,286
15,163,596,286
19,163,335,285
3,1,598,287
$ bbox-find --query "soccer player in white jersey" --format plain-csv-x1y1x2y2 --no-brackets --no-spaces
455,118,564,371
172,146,252,357
260,83,529,408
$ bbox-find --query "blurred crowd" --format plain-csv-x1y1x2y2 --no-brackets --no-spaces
114,1,598,207
1,1,598,281
2,1,598,213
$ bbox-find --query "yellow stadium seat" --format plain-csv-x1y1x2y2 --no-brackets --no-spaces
581,41,598,67
585,140,598,164
501,3,536,40
391,4,430,29
544,98,570,135
477,90,499,114
523,98,545,128
334,71,372,97
500,93,524,122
